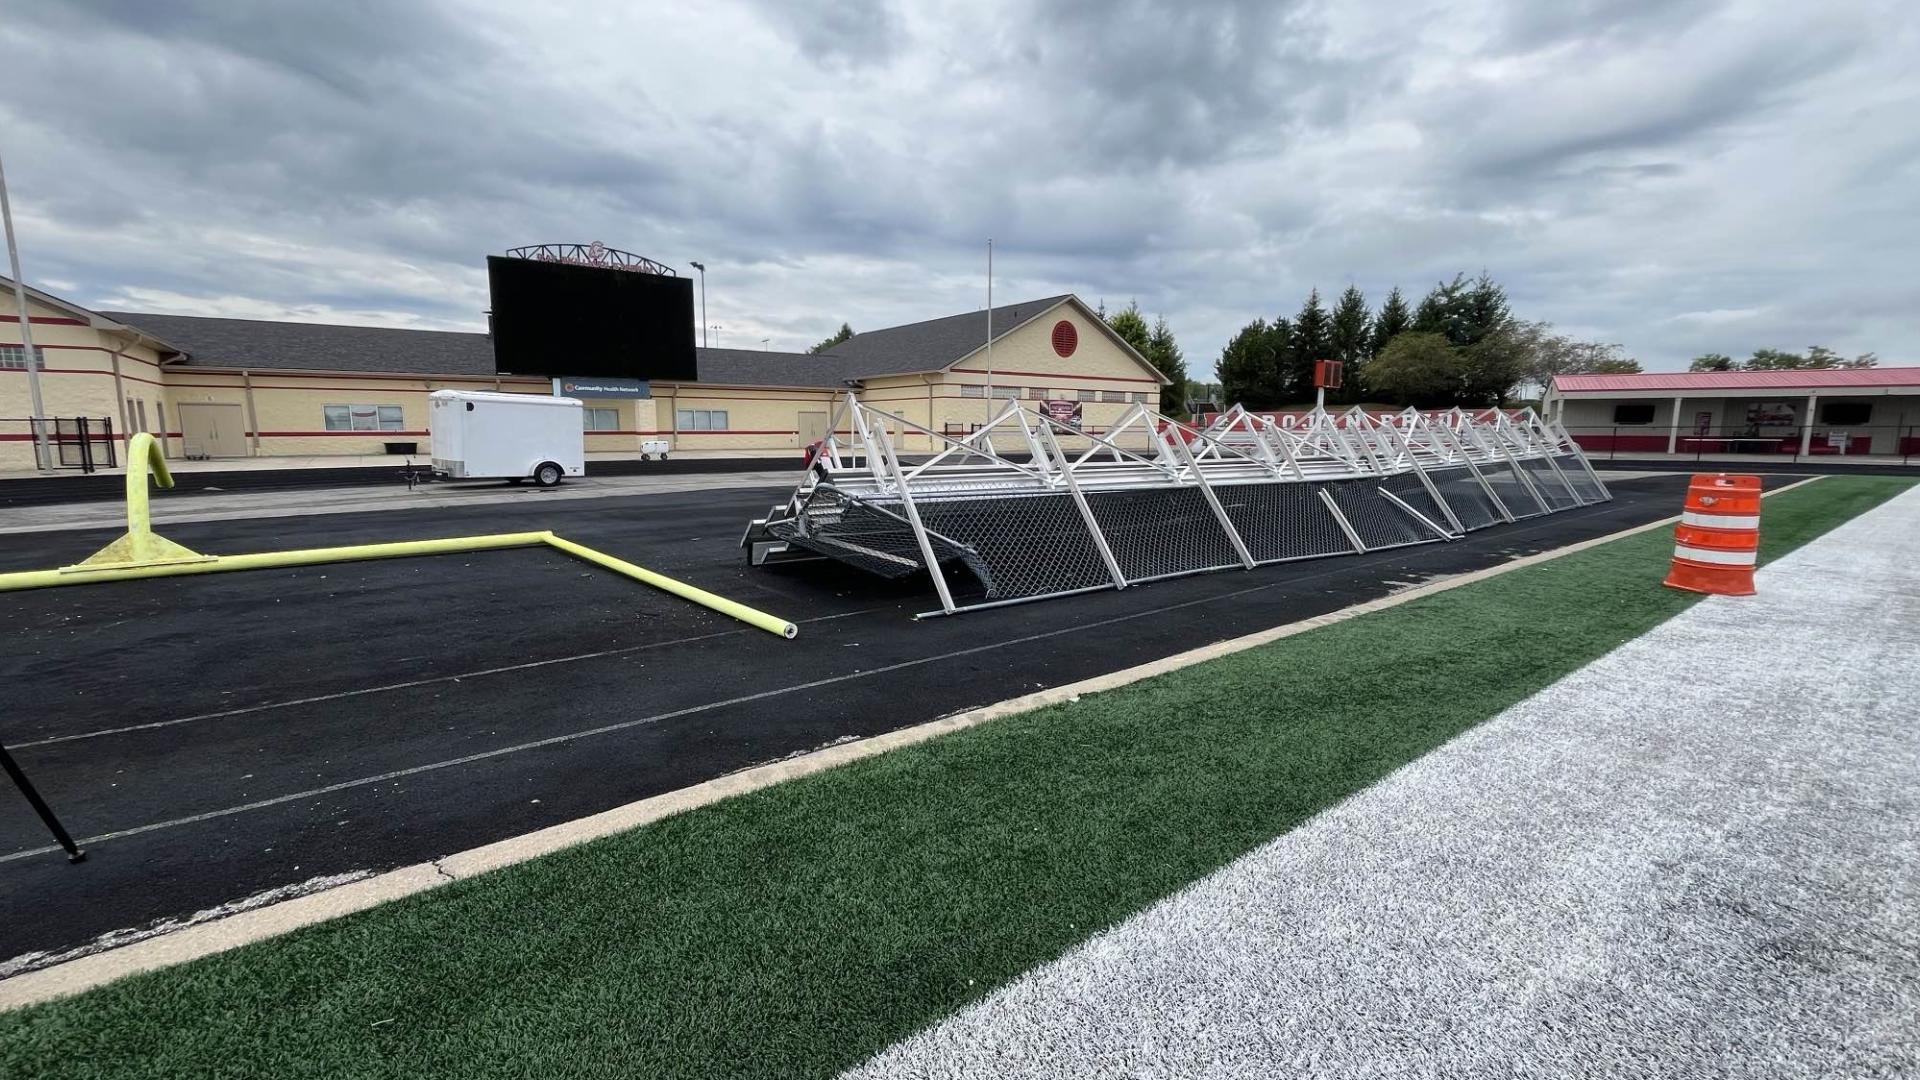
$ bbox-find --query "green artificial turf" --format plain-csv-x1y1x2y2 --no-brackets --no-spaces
2,475,1911,1079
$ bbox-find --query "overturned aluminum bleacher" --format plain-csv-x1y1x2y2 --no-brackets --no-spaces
741,393,1610,617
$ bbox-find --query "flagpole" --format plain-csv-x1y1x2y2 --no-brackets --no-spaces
0,150,52,474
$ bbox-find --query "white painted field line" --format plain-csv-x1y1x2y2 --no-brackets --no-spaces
0,477,1823,1011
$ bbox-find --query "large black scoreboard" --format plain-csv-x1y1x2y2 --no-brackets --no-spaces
486,252,697,380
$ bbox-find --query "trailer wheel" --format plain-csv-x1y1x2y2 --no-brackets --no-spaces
533,461,563,487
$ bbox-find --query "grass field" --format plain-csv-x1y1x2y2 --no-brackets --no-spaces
2,475,1911,1080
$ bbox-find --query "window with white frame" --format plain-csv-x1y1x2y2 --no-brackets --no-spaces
1026,387,1048,400
675,408,729,431
959,384,985,398
583,407,620,431
1101,390,1127,403
0,344,39,370
991,385,1018,399
1077,389,1096,402
1132,391,1150,404
324,404,406,431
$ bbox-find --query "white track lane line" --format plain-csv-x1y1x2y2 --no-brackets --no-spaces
846,485,1920,1080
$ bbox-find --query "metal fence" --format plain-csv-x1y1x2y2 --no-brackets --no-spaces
745,395,1609,617
0,416,117,473
1565,422,1920,464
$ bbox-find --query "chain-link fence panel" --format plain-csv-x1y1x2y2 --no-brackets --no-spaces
916,492,1114,600
1378,470,1457,537
1085,487,1243,581
1481,461,1549,518
1518,456,1581,509
1555,454,1605,503
1323,478,1432,549
1421,466,1504,531
1214,480,1354,563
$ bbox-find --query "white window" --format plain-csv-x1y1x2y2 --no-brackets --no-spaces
959,384,985,398
1077,389,1097,402
1102,390,1127,403
324,404,405,431
1132,392,1150,404
0,344,41,370
992,385,1019,400
1026,387,1048,400
675,409,729,431
583,407,620,431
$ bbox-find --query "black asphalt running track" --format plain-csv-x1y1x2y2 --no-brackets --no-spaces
0,472,1753,965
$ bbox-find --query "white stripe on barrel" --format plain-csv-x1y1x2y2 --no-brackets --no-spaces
1681,511,1760,530
1673,544,1757,566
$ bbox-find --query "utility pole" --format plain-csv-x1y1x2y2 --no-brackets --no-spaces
0,151,52,474
689,261,708,348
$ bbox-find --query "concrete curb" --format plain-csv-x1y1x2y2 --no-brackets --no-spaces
0,476,1824,1011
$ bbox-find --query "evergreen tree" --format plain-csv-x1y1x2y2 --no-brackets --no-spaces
1217,318,1281,409
1266,315,1295,404
1369,286,1410,357
1327,285,1371,403
1104,301,1152,356
1289,289,1333,402
1145,315,1188,416
809,323,854,354
1688,353,1736,372
1461,272,1512,346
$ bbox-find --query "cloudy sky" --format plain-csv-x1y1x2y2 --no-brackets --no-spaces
2,0,1915,374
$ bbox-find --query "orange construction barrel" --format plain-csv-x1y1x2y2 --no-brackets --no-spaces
1662,473,1761,595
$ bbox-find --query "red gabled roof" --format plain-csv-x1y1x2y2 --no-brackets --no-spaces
1553,367,1920,393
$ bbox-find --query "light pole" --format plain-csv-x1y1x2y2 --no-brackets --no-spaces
984,238,994,428
0,150,52,474
689,261,708,349
761,338,769,351
710,324,723,348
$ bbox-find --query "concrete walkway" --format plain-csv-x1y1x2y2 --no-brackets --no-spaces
847,487,1920,1079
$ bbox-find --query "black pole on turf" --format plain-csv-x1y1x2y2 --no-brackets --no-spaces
0,742,85,863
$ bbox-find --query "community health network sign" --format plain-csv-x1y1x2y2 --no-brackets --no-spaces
553,376,651,399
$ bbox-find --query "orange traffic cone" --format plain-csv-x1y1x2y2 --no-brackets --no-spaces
1662,473,1761,595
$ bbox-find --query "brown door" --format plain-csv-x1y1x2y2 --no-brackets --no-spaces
178,403,247,458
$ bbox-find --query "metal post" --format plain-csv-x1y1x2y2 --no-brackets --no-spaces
1379,420,1464,534
1,151,53,474
690,261,708,349
1168,428,1256,568
1430,418,1514,523
878,425,956,614
1377,488,1453,541
1,743,85,862
1042,422,1127,589
1552,417,1612,501
1317,488,1367,554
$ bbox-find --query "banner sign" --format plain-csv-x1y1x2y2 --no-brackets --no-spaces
1041,399,1083,427
1746,401,1796,427
555,376,651,399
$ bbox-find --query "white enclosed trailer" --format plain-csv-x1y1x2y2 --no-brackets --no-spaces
428,389,584,486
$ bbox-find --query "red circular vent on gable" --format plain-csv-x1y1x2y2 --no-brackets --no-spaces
1051,320,1078,357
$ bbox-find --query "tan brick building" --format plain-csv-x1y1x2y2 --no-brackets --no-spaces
2,280,1166,469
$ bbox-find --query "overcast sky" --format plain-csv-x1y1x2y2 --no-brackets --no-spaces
2,0,1915,374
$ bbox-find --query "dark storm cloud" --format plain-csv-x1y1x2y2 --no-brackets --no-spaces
0,0,1914,368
